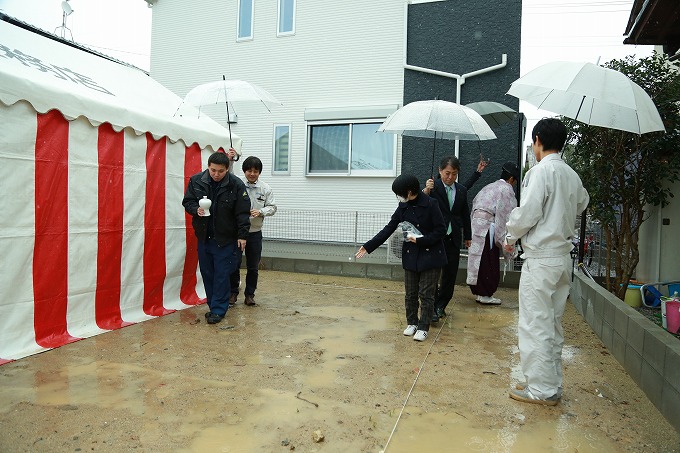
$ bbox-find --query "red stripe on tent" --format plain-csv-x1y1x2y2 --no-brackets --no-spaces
33,110,80,348
143,134,174,316
0,358,13,366
180,143,205,306
95,123,132,330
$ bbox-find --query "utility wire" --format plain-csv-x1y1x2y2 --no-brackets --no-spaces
381,319,446,453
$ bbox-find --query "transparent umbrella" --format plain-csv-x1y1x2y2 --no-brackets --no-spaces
465,101,517,128
179,76,283,147
378,99,496,174
507,61,665,134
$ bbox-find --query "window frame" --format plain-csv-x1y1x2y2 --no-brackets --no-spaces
305,119,397,177
277,0,296,36
237,0,254,41
272,123,291,175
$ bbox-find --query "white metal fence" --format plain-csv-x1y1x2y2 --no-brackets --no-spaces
260,209,612,273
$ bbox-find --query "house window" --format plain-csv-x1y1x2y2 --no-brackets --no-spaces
278,0,295,35
237,0,254,40
307,121,396,176
273,124,290,174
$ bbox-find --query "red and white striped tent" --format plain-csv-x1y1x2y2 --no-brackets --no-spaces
0,17,241,364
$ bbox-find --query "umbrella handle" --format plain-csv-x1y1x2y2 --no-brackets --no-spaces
431,131,437,180
223,74,233,149
226,103,233,149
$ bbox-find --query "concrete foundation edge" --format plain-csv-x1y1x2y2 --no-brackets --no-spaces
259,256,521,287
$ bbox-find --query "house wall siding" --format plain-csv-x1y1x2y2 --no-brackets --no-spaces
403,0,523,201
151,0,405,212
150,0,522,215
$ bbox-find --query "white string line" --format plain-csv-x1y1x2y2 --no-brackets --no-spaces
381,319,446,453
273,279,404,294
273,276,447,452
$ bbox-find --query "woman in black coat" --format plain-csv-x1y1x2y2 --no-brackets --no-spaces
355,175,447,342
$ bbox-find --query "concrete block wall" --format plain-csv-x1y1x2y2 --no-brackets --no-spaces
265,257,405,281
571,272,680,434
260,256,521,288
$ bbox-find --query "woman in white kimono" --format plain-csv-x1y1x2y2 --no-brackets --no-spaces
466,162,519,304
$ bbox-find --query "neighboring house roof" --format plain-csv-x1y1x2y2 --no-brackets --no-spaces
623,0,680,59
0,13,240,151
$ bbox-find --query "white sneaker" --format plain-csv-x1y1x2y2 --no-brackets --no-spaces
403,325,417,336
478,296,502,305
413,330,428,341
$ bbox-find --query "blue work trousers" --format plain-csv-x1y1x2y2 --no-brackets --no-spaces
197,238,237,317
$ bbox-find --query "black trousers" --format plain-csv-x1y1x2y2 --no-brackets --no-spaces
229,230,263,296
434,235,461,311
404,267,440,332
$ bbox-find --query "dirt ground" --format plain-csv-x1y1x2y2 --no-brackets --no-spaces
1,270,679,453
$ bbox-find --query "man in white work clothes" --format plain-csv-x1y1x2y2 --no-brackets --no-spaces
504,118,589,406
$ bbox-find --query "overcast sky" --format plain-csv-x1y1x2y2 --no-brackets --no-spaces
0,0,655,146
0,0,152,69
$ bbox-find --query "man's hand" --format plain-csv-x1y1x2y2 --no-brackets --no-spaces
465,240,471,248
355,246,367,259
423,178,435,194
250,209,261,218
238,239,247,251
503,244,515,253
197,207,205,216
477,157,490,173
227,148,237,160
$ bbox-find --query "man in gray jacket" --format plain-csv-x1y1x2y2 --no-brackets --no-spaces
230,156,277,306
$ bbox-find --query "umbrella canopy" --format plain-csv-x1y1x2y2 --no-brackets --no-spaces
179,77,282,148
378,100,497,141
465,101,517,128
507,61,665,134
183,78,282,112
378,100,496,176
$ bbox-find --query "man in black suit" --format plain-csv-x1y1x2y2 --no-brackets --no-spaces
424,156,473,322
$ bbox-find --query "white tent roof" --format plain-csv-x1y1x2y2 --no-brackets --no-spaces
0,17,240,151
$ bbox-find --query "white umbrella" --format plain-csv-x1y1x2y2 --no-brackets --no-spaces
378,99,496,174
465,101,517,128
379,99,497,140
507,61,665,135
180,76,283,147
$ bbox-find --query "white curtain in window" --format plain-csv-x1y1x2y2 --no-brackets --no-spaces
309,125,349,172
351,123,393,170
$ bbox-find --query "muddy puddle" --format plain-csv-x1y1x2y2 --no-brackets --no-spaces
1,271,678,452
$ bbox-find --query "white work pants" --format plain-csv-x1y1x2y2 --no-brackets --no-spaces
518,255,572,399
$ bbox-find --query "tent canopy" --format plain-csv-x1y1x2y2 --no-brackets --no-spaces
0,15,240,152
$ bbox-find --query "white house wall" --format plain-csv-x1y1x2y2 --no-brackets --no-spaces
637,183,680,284
150,0,405,213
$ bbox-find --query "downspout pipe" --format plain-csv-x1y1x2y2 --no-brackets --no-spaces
403,1,507,157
